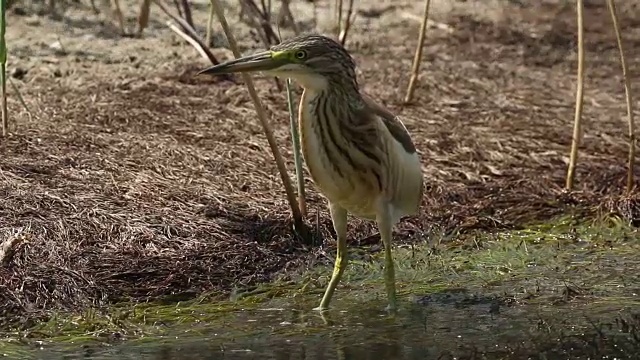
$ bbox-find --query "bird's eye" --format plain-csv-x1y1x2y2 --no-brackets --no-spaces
294,50,307,60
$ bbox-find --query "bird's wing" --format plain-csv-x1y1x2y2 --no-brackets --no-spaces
361,94,417,154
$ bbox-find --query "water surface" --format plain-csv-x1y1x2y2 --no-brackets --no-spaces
28,290,640,359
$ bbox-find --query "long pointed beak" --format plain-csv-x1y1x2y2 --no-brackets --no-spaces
198,51,279,76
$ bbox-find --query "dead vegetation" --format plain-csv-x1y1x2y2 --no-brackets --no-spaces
0,0,639,330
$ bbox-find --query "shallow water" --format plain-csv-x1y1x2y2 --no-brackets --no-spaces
23,290,640,360
7,223,640,359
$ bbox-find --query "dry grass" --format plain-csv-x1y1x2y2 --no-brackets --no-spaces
0,0,640,330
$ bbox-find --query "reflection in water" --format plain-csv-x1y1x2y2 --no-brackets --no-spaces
33,290,639,360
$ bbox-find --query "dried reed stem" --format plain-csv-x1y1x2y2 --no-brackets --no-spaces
208,0,309,240
286,79,307,217
338,0,355,46
0,64,5,138
566,0,585,190
172,0,182,18
206,2,214,46
180,0,193,28
335,0,343,39
137,0,153,36
0,0,6,138
275,24,307,217
166,21,210,62
112,0,126,35
240,0,283,90
403,0,431,104
278,0,299,35
153,0,224,66
606,0,635,193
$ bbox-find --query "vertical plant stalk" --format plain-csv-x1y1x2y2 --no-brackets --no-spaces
338,0,354,47
206,2,214,46
286,78,307,217
166,21,210,62
137,0,153,36
277,23,307,218
0,0,7,137
607,0,635,193
208,0,309,240
261,0,269,21
335,0,343,39
403,0,431,104
172,0,183,18
278,0,299,35
239,0,283,91
566,0,585,190
152,0,225,67
180,0,194,28
111,0,126,35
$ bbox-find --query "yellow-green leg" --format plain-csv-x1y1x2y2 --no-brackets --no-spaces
314,202,348,311
376,203,397,312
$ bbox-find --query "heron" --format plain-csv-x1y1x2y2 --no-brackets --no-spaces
198,34,424,312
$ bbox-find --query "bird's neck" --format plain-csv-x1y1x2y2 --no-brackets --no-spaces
303,80,363,113
327,74,361,101
294,72,361,101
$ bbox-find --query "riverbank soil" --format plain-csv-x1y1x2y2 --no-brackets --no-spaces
1,0,639,337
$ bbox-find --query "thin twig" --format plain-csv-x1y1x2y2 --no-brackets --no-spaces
180,0,194,29
166,21,211,63
403,0,431,104
286,78,306,217
152,0,224,66
242,0,270,45
260,0,269,21
208,0,309,241
276,24,307,217
0,63,6,137
241,0,279,45
154,0,189,34
0,0,6,137
205,2,214,46
606,0,635,193
335,0,343,39
111,0,126,35
338,0,355,46
566,0,585,190
311,0,318,29
241,0,282,90
278,0,299,34
172,0,183,18
137,0,153,36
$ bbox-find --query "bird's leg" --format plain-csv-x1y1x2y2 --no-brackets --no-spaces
376,201,397,312
314,202,348,311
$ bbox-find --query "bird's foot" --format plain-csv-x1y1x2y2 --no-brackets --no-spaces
312,305,329,312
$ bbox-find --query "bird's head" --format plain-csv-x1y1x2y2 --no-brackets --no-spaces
198,34,357,91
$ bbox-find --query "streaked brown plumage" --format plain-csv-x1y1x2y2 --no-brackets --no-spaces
199,34,424,312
